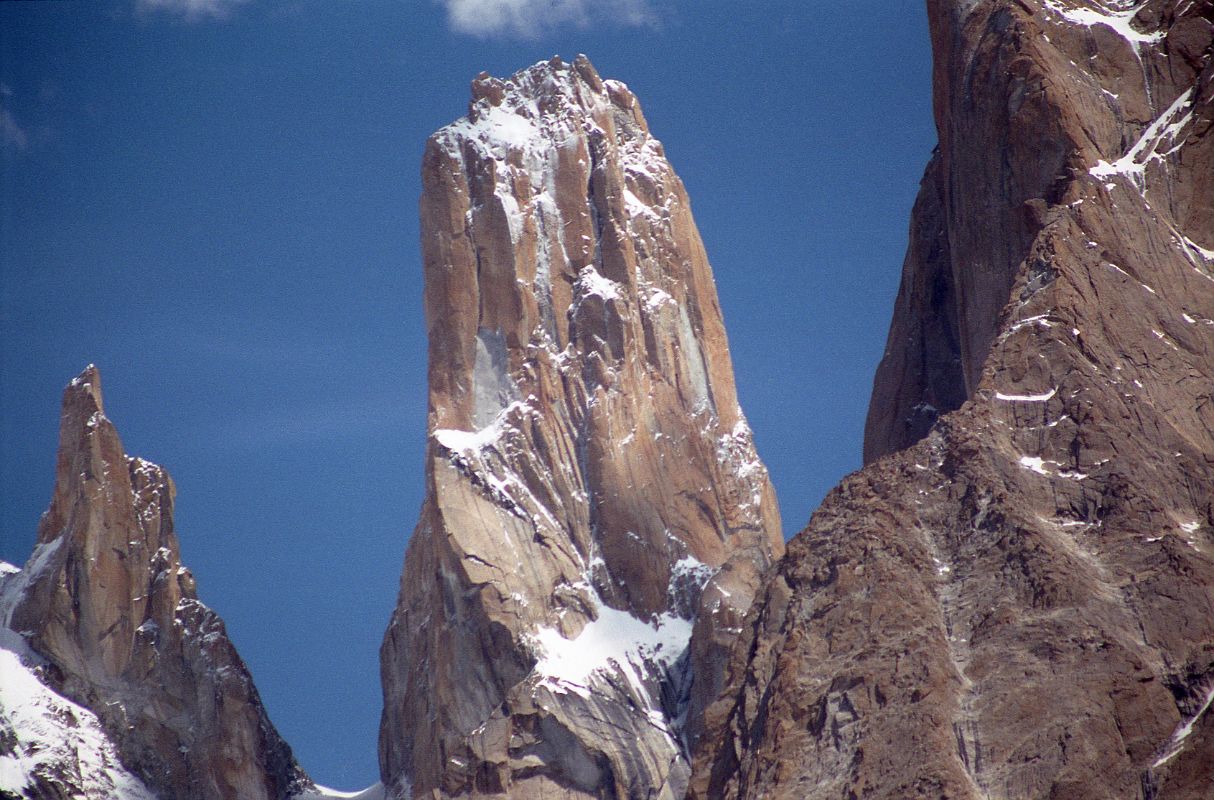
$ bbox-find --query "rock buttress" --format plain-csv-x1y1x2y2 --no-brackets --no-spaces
694,2,1214,798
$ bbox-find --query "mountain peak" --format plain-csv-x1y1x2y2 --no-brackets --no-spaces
4,368,307,800
380,57,782,798
443,54,650,177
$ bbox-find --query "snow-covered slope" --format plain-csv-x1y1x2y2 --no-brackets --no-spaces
0,562,156,800
295,782,388,800
3,553,388,800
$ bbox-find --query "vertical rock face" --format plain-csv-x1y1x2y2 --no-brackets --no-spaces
2,366,307,800
695,1,1214,798
865,0,1214,464
379,56,783,799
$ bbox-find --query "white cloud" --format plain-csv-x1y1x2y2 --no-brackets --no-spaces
0,108,28,151
442,0,659,39
135,0,250,21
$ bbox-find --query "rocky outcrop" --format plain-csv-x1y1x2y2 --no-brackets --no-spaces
0,366,308,800
378,56,783,799
695,1,1214,798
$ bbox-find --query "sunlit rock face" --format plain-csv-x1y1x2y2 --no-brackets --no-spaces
378,55,783,799
2,366,308,800
693,1,1214,798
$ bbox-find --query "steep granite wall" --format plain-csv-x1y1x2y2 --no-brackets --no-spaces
378,56,783,799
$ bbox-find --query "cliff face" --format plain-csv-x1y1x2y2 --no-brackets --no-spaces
695,1,1214,798
378,56,783,799
1,366,307,800
865,0,1214,464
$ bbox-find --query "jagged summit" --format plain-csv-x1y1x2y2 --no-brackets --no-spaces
1,366,309,800
444,55,655,163
417,54,734,438
379,56,783,799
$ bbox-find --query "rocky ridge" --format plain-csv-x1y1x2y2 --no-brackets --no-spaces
0,366,309,800
693,1,1214,798
378,55,783,799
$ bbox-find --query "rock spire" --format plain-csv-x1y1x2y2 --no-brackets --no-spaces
378,55,783,799
1,366,308,800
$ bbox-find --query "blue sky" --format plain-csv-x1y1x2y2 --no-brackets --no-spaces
0,0,935,790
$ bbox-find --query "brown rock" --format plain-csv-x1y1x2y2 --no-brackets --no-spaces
378,55,783,799
695,1,1214,798
5,366,308,800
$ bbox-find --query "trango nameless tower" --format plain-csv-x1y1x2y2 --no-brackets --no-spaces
379,56,783,799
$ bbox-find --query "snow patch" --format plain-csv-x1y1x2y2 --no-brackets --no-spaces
717,418,766,509
574,264,622,302
669,555,714,589
1182,237,1214,261
442,97,548,162
530,602,692,700
623,188,659,222
643,287,675,313
296,783,389,800
1018,455,1088,479
1154,683,1214,768
435,400,528,454
996,387,1058,402
1089,85,1195,188
434,401,559,527
1044,1,1164,46
1008,313,1056,333
1019,456,1051,475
